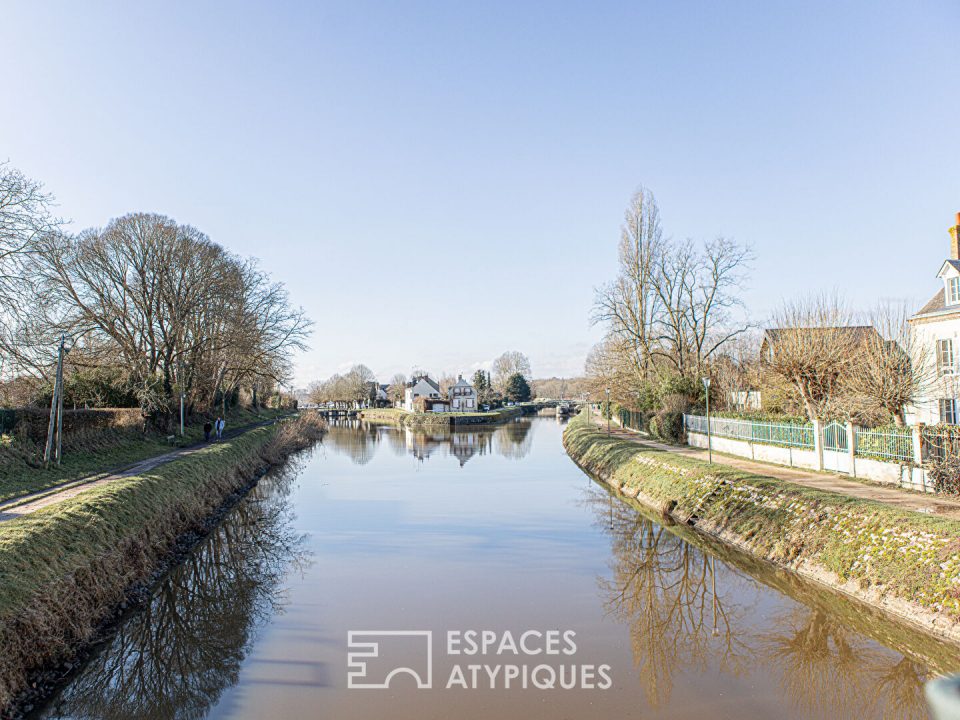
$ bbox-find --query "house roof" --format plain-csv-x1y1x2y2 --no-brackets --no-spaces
938,259,960,277
916,288,946,316
409,375,440,392
451,376,474,389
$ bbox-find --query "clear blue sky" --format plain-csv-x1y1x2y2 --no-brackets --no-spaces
3,1,959,387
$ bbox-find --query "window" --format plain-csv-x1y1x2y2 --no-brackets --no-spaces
950,277,960,305
940,399,958,425
937,339,955,375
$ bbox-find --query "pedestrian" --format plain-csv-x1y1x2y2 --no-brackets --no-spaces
215,416,225,440
203,420,213,442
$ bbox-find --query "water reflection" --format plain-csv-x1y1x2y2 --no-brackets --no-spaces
592,491,748,707
33,420,960,720
38,461,311,720
589,483,939,719
321,418,534,466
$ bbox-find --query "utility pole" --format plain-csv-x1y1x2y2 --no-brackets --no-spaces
606,387,611,435
55,355,65,466
178,360,185,437
44,334,66,467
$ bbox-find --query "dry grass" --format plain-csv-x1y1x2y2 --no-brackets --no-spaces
0,413,325,713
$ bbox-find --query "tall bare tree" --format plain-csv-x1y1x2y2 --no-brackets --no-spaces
491,350,531,392
593,187,752,395
0,163,61,377
24,213,309,424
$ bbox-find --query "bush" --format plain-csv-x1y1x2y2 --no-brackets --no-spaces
650,410,684,444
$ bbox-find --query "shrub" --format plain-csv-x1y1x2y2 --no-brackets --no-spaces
650,410,684,444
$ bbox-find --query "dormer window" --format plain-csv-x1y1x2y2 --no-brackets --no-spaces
949,277,960,305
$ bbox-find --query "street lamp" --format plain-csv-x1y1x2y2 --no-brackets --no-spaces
702,376,712,464
605,387,611,435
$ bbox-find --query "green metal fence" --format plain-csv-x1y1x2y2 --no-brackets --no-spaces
853,426,913,463
683,414,815,449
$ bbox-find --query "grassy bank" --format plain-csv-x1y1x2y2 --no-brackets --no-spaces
358,406,523,427
0,407,289,503
0,413,325,713
563,412,960,642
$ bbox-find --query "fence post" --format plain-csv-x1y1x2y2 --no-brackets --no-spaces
813,418,824,471
845,421,856,477
912,423,924,466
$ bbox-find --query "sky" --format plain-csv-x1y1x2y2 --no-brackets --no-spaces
2,1,959,388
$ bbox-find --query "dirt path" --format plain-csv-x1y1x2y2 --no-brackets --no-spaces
593,416,960,520
0,418,281,523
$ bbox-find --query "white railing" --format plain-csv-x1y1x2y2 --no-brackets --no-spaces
684,414,815,449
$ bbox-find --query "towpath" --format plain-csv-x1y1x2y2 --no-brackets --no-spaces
590,414,960,520
0,417,284,523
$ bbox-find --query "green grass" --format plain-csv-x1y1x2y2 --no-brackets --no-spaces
0,413,324,710
0,423,284,708
564,412,960,622
0,407,289,502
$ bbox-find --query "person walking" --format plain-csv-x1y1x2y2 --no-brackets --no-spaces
203,420,213,442
215,416,225,441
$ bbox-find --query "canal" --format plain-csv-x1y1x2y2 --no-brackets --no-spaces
35,417,960,719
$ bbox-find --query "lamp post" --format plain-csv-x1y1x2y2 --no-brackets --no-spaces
605,387,611,435
702,376,712,464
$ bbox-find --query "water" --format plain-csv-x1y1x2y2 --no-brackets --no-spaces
36,418,960,720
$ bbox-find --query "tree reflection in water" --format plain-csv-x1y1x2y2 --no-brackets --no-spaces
589,484,934,719
759,608,929,719
40,461,311,720
592,489,749,708
493,419,533,460
321,418,535,466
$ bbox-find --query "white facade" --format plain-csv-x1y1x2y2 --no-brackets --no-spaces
403,376,442,412
907,214,960,425
448,375,477,412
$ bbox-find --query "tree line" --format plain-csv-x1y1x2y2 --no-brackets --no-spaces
0,163,310,427
307,351,537,408
589,186,928,429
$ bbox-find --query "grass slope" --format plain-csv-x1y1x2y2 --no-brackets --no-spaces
0,407,288,502
0,414,324,711
563,413,960,635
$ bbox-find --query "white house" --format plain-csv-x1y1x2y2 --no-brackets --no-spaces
404,375,443,412
908,212,960,425
448,375,478,412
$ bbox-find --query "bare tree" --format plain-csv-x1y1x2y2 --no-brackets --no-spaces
491,351,531,392
439,373,457,395
846,302,934,425
593,187,752,391
0,163,61,378
26,213,309,424
593,186,663,381
387,373,407,405
762,295,863,422
345,364,376,407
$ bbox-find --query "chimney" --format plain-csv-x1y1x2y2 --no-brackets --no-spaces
951,212,960,260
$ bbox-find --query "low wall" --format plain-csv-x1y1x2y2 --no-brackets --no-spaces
687,431,820,470
687,430,935,492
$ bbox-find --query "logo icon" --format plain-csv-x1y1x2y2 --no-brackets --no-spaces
347,630,433,689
